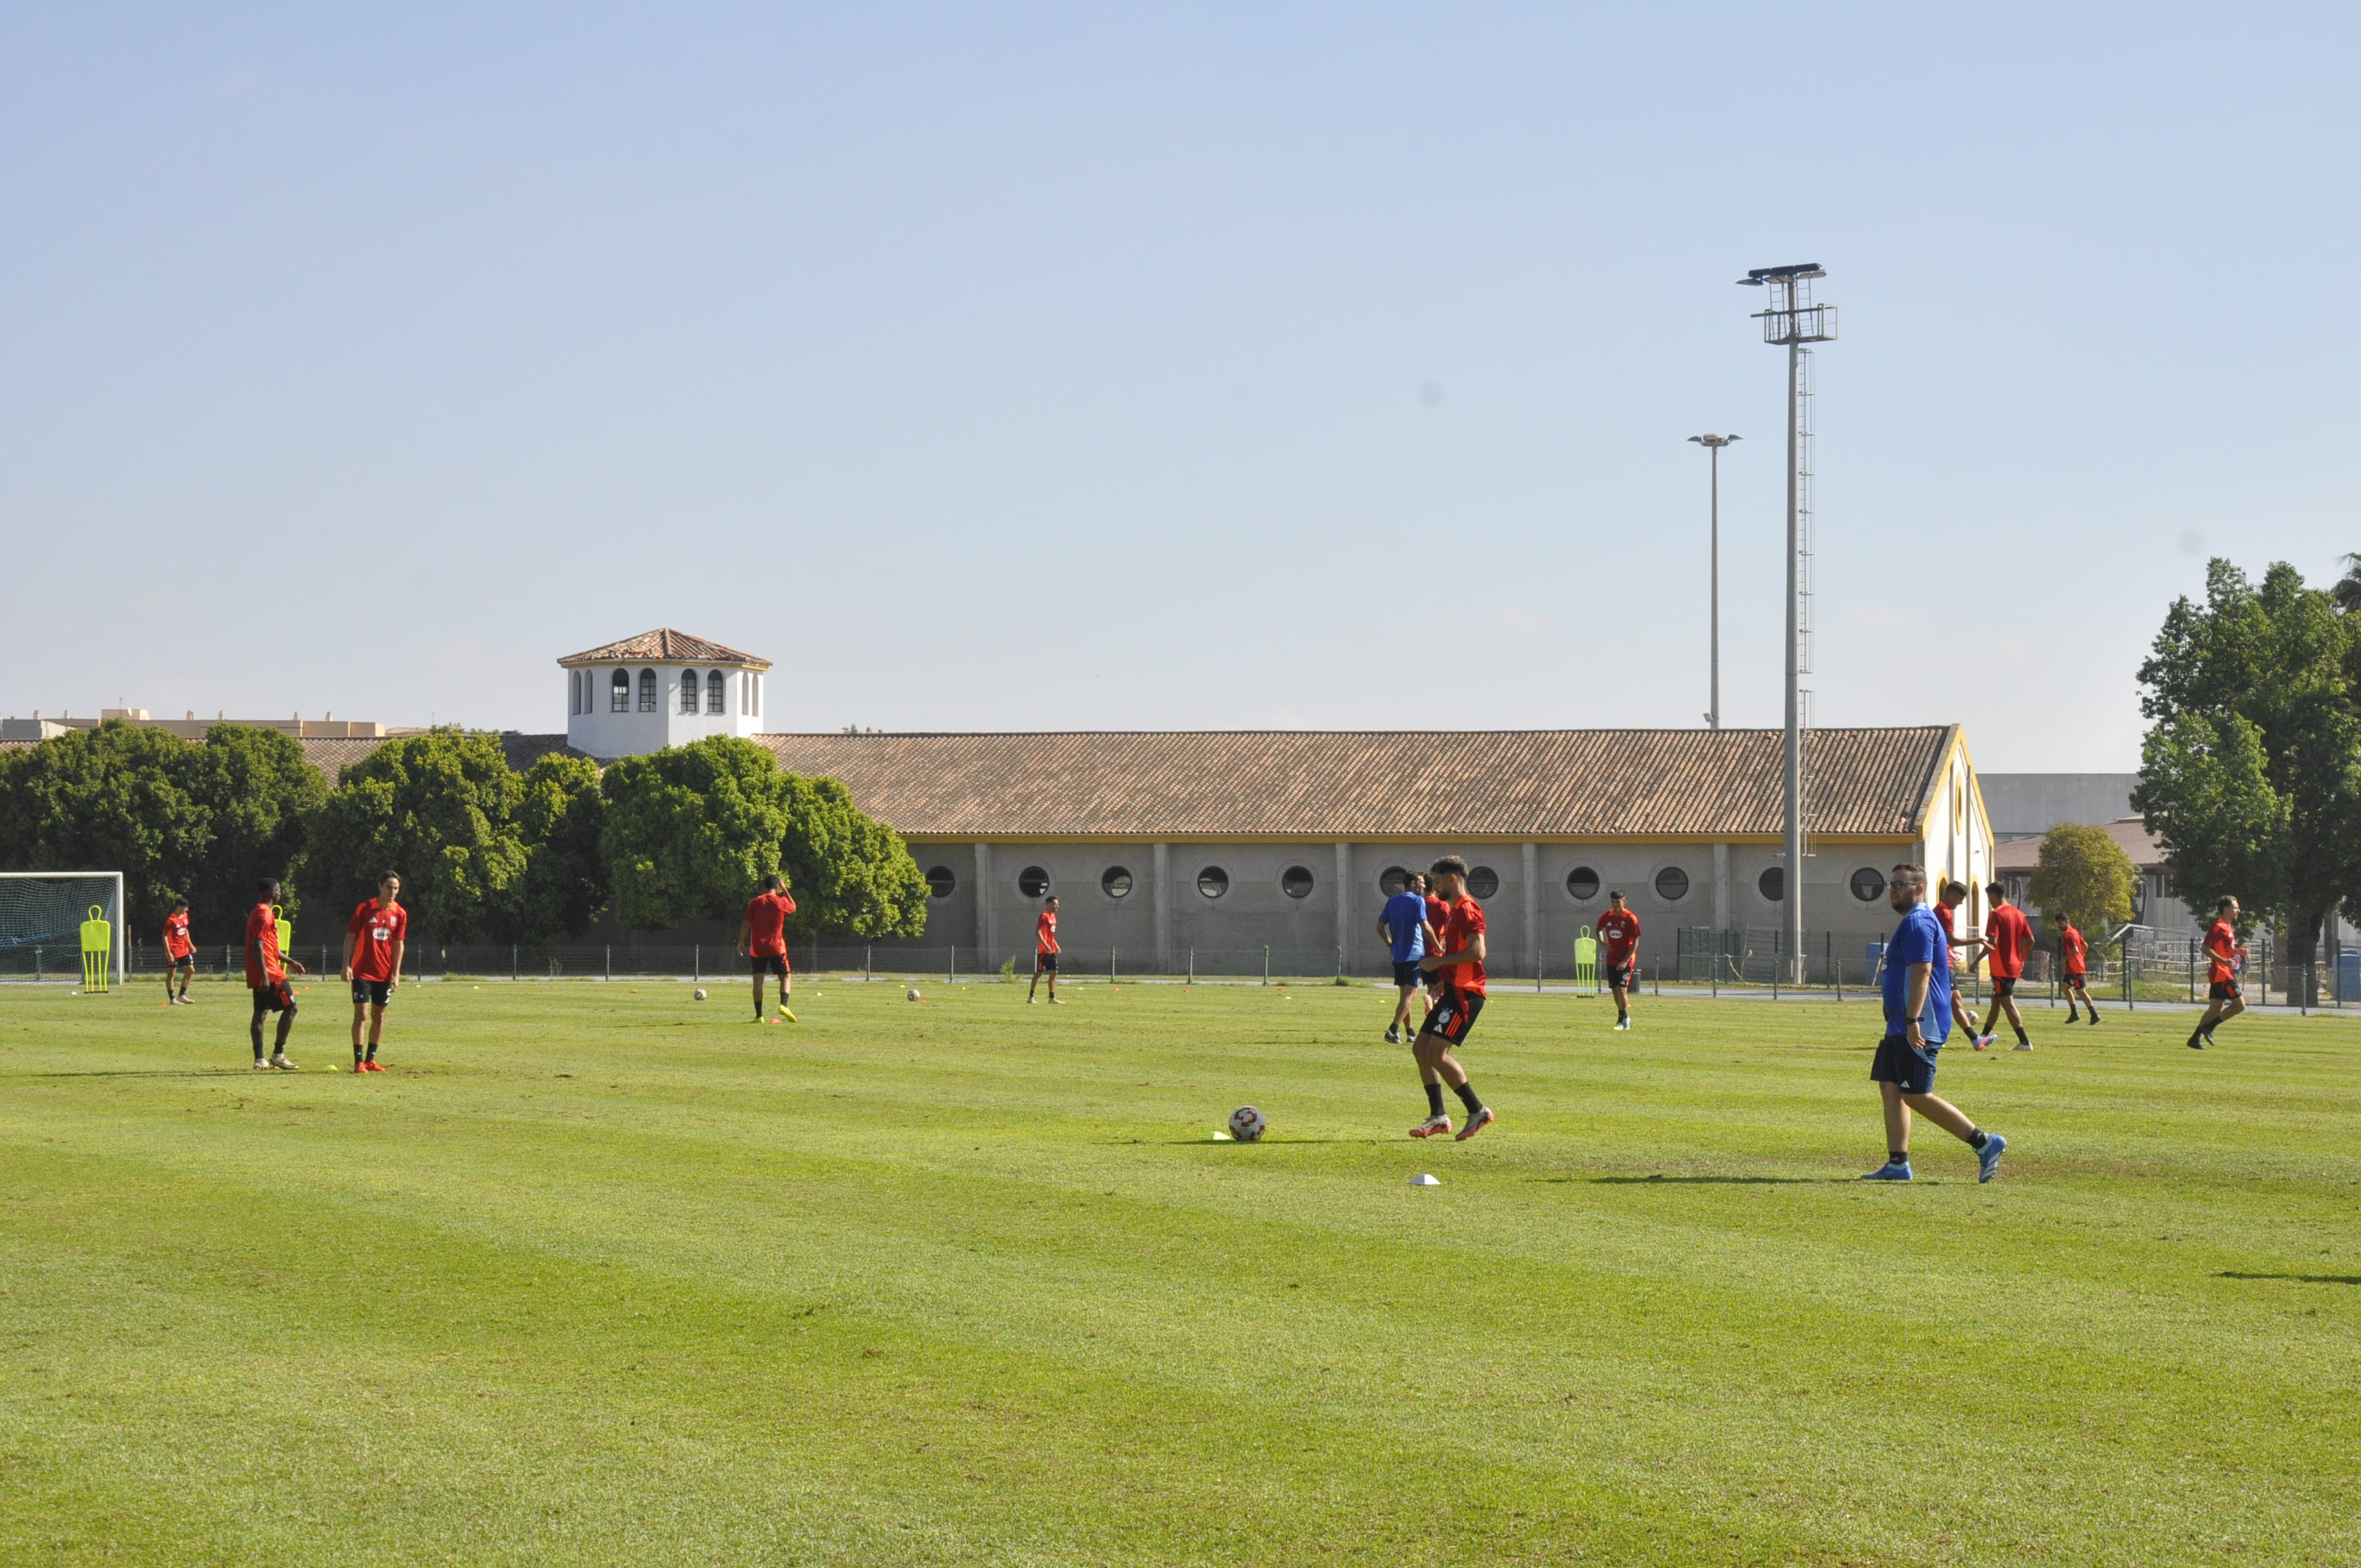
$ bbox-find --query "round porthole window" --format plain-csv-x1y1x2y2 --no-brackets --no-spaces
1280,865,1315,899
924,865,957,900
1379,865,1412,896
1654,865,1690,901
1101,865,1133,899
1758,865,1784,901
1467,866,1500,900
1197,866,1230,899
1017,865,1050,899
1565,866,1600,901
1850,866,1887,902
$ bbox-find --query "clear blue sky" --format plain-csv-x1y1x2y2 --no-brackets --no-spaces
4,4,2354,769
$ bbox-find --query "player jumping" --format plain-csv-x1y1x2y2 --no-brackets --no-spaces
1028,896,1061,1003
1976,882,2034,1051
342,870,408,1072
1378,876,1430,1043
1410,856,1494,1141
2057,913,2100,1025
2188,896,2246,1050
162,897,195,1005
1597,890,1641,1030
1861,863,2006,1183
245,877,305,1070
739,874,798,1023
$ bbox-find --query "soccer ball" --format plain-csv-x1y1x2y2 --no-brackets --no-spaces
907,987,922,1001
693,987,708,1001
1227,1106,1266,1143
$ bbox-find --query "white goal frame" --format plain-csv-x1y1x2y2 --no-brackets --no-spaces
0,871,126,984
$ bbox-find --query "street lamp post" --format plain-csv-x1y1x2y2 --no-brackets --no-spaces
1686,434,1740,730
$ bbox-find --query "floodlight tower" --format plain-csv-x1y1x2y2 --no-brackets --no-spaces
1738,263,1835,981
1686,433,1740,730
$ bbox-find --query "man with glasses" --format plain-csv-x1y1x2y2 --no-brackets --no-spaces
1863,864,2006,1183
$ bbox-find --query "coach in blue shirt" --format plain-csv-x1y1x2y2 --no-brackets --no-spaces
1864,862,2008,1183
1378,875,1432,1045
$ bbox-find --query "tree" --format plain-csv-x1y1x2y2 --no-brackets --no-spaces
2026,824,2137,942
2332,552,2361,616
0,720,213,927
508,753,609,937
187,725,328,938
308,730,529,943
776,773,931,940
2133,558,2361,998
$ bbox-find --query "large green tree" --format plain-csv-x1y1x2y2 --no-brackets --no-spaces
308,730,529,942
2026,824,2137,942
2133,559,2361,995
509,753,610,938
187,725,327,937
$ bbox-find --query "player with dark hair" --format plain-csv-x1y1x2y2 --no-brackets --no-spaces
1597,890,1641,1031
245,877,305,1070
2188,896,2246,1050
1976,882,2035,1051
1029,895,1062,1004
1932,880,1982,1042
162,897,195,1005
739,874,798,1024
2057,913,2100,1025
1410,855,1494,1141
1420,872,1450,1017
1862,863,2006,1183
1377,875,1430,1044
342,871,408,1072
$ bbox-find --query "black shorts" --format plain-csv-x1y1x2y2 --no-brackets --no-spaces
2064,970,2088,990
167,952,195,970
1871,1032,1938,1095
1423,987,1484,1045
1992,975,2019,998
750,954,790,979
1604,960,1633,990
1035,951,1059,972
251,981,296,1017
351,979,393,1007
2209,979,2241,1002
1393,959,1424,988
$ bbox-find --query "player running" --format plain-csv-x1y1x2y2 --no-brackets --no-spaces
739,874,798,1024
1378,876,1430,1043
1028,896,1062,1004
2057,913,2100,1025
1932,880,1982,1042
341,871,408,1073
2188,896,2246,1050
1861,863,2006,1183
1421,873,1450,1019
162,897,195,1005
1976,882,2035,1051
1409,856,1494,1141
244,878,305,1070
1597,890,1641,1030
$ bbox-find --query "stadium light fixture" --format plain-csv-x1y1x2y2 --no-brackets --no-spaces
1687,434,1741,730
1739,263,1837,982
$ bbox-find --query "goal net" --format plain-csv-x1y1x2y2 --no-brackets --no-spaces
0,872,124,985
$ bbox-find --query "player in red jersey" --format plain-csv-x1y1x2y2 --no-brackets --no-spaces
1596,891,1642,1031
1420,874,1451,1017
1410,856,1494,1141
738,874,799,1024
2056,914,2099,1025
2188,896,2246,1050
244,877,305,1069
341,871,408,1072
1027,896,1062,1003
1976,883,2036,1051
1931,881,1981,1042
162,897,195,1005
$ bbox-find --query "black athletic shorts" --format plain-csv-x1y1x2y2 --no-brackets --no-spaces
250,981,296,1017
167,952,195,969
1424,987,1484,1045
750,954,789,979
2209,979,2241,1002
1035,951,1059,972
2064,970,2088,990
1992,975,2019,998
1393,959,1424,987
1871,1032,1938,1095
1604,960,1634,990
350,979,393,1006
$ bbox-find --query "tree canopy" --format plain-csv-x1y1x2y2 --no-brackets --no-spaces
308,730,529,942
2025,824,2136,942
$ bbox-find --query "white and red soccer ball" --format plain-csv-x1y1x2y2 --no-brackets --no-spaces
1227,1106,1266,1142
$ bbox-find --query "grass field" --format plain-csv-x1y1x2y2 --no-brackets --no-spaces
2,976,2356,1566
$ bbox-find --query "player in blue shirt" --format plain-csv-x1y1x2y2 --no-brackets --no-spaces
1864,863,2007,1183
1377,874,1436,1045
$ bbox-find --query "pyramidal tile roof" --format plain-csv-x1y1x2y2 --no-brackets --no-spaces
557,628,771,669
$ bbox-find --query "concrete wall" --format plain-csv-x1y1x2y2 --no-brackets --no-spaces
1979,774,2138,841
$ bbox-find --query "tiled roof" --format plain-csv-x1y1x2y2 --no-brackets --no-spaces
1993,817,2163,871
752,727,1960,840
557,629,770,669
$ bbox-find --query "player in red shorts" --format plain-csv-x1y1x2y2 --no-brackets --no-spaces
162,897,195,1005
2188,896,2246,1050
1028,896,1062,1004
342,871,408,1072
1410,856,1494,1141
1976,882,2035,1051
2056,913,2100,1025
244,877,305,1070
1596,891,1642,1031
738,874,798,1024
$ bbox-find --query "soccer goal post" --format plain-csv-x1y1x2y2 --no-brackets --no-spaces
0,871,126,987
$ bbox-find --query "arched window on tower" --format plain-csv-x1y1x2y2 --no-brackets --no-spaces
610,669,630,712
680,670,700,714
637,668,657,711
707,669,725,714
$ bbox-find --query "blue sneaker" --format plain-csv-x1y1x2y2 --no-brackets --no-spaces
1976,1132,2007,1183
1859,1161,1914,1181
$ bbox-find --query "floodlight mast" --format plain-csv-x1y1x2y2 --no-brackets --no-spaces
1738,263,1835,981
1687,434,1740,730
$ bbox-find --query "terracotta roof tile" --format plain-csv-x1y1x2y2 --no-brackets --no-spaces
556,628,770,668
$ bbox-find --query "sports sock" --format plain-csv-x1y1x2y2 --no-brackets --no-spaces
2065,1006,2078,1020
1888,1152,1910,1166
1425,1083,1445,1118
2014,1027,2029,1045
1968,1128,1989,1150
1452,1081,1484,1115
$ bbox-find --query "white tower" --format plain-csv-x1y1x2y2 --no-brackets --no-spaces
559,628,773,760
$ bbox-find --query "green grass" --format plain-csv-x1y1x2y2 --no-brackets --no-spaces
2,976,2357,1566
